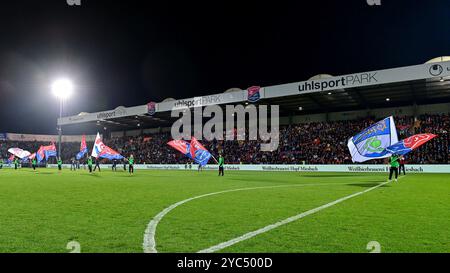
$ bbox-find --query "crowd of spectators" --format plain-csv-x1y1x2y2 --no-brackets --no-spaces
1,114,448,165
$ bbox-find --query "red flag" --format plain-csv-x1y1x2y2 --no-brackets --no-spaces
36,143,56,162
167,140,190,155
80,135,87,152
189,137,207,159
386,133,437,155
189,137,212,165
403,133,437,150
37,146,45,161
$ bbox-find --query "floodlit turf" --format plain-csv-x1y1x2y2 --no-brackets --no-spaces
0,168,449,253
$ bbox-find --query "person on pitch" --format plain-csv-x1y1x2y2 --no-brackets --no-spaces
128,154,134,174
399,156,406,176
0,158,3,170
32,157,37,171
218,153,224,176
93,157,101,172
14,157,19,170
57,157,63,172
87,156,93,173
70,157,76,171
389,154,400,182
112,159,117,172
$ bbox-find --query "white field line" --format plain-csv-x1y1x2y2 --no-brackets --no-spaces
142,181,359,253
198,178,401,253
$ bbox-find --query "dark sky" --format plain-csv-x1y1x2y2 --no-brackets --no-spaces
0,0,449,134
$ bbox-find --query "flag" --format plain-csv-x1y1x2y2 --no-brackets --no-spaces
385,133,437,156
44,143,57,160
167,140,193,159
91,133,123,160
7,148,31,159
36,146,45,162
189,137,212,166
7,154,15,163
76,135,88,160
36,143,57,162
99,146,124,160
347,116,398,162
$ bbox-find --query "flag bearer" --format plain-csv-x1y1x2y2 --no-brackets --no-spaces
32,158,37,171
14,158,19,170
389,154,400,182
128,155,134,174
87,156,93,173
57,157,63,171
218,154,224,176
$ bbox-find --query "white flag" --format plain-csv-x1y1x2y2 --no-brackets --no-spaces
347,116,398,163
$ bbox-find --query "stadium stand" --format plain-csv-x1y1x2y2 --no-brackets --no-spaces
1,114,448,165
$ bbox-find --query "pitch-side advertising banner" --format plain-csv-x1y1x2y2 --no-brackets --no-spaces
40,164,450,173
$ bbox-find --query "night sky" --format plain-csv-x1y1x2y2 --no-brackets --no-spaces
0,0,449,134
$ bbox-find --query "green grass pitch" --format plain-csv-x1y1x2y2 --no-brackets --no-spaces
0,168,448,253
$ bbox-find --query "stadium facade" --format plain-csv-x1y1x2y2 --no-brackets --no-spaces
56,58,450,131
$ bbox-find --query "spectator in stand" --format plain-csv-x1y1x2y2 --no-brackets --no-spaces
0,114,448,165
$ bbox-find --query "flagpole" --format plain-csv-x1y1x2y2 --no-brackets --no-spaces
211,155,218,164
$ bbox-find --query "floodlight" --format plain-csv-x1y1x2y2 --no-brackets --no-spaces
52,78,74,99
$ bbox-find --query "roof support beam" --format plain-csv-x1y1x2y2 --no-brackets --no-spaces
306,94,324,109
352,89,370,109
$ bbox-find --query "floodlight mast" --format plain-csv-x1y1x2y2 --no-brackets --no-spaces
52,79,74,159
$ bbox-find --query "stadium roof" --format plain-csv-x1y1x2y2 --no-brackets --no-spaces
267,77,450,115
58,59,450,132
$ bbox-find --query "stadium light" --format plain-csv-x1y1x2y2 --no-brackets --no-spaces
52,79,74,99
51,78,74,159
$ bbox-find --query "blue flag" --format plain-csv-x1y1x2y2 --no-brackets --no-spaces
347,116,398,162
189,137,212,166
76,135,88,160
76,149,87,160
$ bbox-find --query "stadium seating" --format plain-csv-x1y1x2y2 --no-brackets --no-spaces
1,114,448,164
